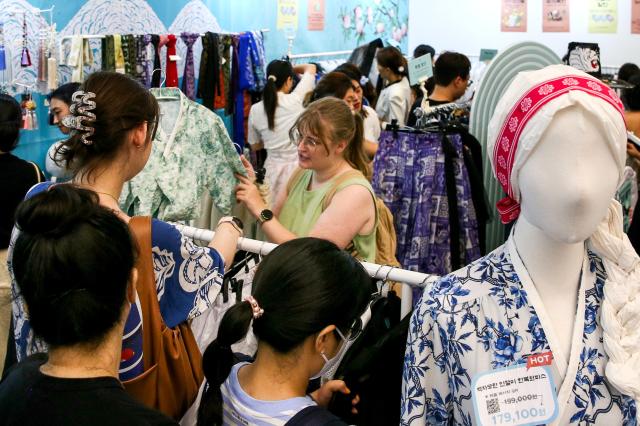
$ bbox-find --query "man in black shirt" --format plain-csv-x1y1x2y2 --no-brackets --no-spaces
408,51,472,127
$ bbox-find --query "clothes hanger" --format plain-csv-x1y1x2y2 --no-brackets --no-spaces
151,68,179,100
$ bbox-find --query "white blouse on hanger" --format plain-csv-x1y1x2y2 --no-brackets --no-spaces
375,76,411,127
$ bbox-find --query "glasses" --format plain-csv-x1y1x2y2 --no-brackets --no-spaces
148,116,160,141
467,79,474,87
293,131,321,149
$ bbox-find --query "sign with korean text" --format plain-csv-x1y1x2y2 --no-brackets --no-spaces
408,53,433,85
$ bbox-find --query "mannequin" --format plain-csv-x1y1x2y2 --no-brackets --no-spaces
401,65,639,426
514,106,620,362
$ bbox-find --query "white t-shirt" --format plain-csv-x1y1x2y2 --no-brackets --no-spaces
375,76,412,127
362,105,381,143
248,72,316,155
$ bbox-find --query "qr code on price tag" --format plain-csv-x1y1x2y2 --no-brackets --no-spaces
486,397,500,415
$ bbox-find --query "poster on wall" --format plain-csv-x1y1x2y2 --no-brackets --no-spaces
338,1,408,46
501,0,527,32
307,0,325,31
543,0,570,32
632,0,640,34
277,0,299,31
588,0,617,33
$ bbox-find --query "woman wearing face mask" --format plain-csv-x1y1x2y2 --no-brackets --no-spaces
248,60,316,203
45,82,80,180
196,237,371,426
236,97,377,262
375,47,412,127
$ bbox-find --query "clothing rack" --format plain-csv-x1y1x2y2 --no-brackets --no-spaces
60,29,270,42
172,223,439,317
289,49,352,60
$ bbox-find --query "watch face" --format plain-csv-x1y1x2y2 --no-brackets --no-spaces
231,217,244,230
261,209,274,221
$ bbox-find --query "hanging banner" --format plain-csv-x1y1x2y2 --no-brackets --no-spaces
277,0,299,31
307,0,325,31
543,0,570,32
501,0,527,32
633,0,640,34
588,0,617,33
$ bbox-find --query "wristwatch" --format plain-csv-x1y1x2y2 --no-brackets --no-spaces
258,209,274,224
218,216,244,236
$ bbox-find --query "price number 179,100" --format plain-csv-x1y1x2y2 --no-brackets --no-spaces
492,407,547,425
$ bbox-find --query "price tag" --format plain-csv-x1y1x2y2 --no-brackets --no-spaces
169,54,182,62
471,364,558,426
408,53,433,85
479,49,498,62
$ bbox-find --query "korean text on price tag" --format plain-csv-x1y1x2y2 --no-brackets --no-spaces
471,364,559,426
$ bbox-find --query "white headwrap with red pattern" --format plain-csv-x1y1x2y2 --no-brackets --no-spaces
489,64,640,409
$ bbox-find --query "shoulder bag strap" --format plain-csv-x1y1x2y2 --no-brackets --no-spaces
28,162,42,184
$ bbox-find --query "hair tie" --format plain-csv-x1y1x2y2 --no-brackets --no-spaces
244,295,264,319
359,76,369,86
268,75,277,82
62,90,97,146
397,66,405,73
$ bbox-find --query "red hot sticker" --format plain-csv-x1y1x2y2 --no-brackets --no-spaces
527,351,553,369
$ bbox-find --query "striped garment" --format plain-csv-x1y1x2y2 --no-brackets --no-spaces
221,363,317,425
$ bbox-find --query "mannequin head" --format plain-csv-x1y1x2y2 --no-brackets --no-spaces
518,106,620,243
487,65,627,237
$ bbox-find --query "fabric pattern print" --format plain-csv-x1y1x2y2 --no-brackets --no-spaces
9,184,226,383
121,87,245,221
401,240,637,425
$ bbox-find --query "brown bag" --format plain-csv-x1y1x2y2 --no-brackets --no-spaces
124,217,204,420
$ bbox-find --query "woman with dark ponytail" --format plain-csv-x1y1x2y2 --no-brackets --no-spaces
375,46,412,127
197,237,370,425
248,60,317,202
236,98,378,262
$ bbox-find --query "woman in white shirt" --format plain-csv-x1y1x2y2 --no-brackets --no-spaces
335,63,380,159
375,47,412,127
248,61,316,203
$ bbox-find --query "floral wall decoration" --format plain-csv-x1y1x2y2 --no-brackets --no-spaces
338,0,408,46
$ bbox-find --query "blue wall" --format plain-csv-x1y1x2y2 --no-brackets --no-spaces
13,0,408,171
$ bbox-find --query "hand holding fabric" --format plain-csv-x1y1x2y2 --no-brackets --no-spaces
235,173,266,218
310,380,359,414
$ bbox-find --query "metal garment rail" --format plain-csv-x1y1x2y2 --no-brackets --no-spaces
173,224,439,317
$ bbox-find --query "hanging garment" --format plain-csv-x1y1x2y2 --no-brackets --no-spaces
113,34,125,74
0,23,6,71
47,56,57,90
401,235,638,425
9,182,225,384
121,34,136,77
165,34,178,88
133,35,148,86
180,32,199,100
37,40,46,82
101,35,115,71
197,32,220,109
150,34,161,87
220,35,234,115
249,31,267,92
121,87,245,220
372,130,481,278
67,36,83,82
348,38,383,78
140,35,153,87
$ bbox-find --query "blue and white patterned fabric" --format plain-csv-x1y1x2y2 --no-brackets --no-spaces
8,182,225,381
401,235,637,425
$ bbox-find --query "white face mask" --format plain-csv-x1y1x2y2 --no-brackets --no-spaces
310,328,349,383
